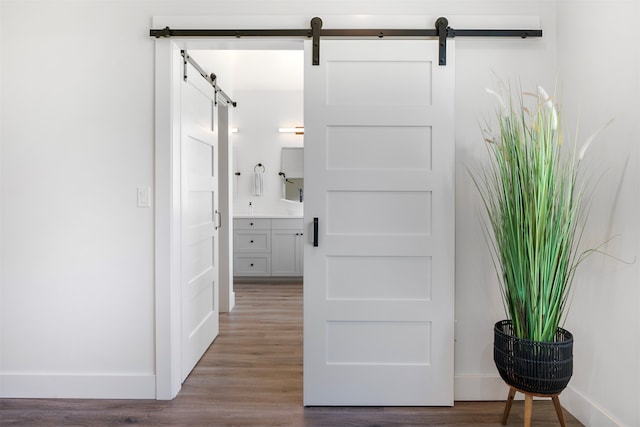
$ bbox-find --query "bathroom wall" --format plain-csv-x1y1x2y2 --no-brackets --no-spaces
231,89,304,216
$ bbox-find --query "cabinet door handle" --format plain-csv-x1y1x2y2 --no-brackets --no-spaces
250,222,254,226
250,263,254,267
313,217,319,247
250,240,254,243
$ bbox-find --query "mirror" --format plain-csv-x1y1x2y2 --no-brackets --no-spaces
281,148,303,202
284,178,304,202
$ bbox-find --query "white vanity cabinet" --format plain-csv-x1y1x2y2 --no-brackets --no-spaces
271,219,304,276
233,218,272,276
233,217,303,278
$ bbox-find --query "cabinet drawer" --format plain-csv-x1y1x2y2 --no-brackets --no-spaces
234,230,270,252
271,218,303,230
234,218,271,230
234,255,271,276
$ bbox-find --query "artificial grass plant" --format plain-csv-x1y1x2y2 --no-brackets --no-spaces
474,82,602,343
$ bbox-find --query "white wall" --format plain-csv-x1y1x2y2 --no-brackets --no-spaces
2,2,636,425
555,2,640,426
453,9,558,401
0,0,157,398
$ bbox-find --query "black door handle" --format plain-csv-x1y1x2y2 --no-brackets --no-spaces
313,217,319,247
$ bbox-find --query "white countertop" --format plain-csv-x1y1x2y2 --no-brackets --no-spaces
234,214,303,219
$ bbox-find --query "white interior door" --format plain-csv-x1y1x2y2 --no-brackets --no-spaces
303,39,455,406
180,61,220,382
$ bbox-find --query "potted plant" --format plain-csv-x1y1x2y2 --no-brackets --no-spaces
473,82,608,424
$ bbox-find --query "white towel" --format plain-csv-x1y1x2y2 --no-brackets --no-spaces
253,171,264,196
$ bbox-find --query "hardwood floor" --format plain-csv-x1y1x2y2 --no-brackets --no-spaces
1,282,583,426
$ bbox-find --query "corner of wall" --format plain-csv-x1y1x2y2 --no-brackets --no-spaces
454,374,507,401
562,386,624,427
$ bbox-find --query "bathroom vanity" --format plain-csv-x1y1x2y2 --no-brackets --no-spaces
233,216,304,278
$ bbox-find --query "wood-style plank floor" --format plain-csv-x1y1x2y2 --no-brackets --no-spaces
1,282,583,426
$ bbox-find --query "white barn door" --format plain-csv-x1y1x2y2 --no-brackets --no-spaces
180,61,220,382
303,39,455,406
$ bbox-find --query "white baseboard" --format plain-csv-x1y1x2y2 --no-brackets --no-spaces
454,374,562,401
0,373,156,399
454,373,511,401
454,375,623,426
562,386,623,427
229,290,236,312
233,276,303,283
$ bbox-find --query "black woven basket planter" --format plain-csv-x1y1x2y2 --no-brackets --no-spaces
494,320,573,395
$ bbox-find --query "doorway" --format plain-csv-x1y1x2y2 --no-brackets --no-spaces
154,37,306,399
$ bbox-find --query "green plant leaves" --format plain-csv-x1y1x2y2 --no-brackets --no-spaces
474,84,591,342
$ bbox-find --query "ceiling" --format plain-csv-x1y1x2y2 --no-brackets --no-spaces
232,50,304,91
191,49,304,92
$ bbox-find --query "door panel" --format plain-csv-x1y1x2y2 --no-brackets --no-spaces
181,61,219,382
303,39,455,406
326,125,432,170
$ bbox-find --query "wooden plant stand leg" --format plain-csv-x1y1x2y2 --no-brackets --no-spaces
523,393,534,427
501,387,517,425
501,387,566,427
552,395,567,427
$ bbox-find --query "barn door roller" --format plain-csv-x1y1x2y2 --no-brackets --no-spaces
152,17,542,66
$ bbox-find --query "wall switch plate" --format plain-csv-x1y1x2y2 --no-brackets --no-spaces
137,186,151,208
